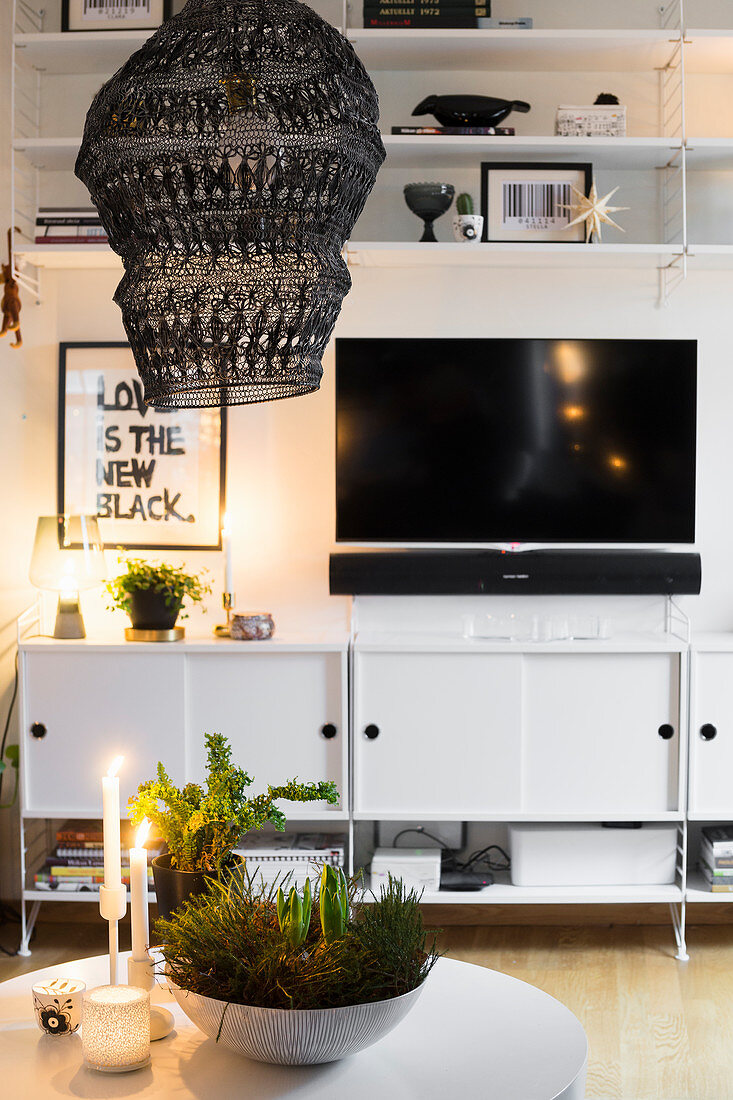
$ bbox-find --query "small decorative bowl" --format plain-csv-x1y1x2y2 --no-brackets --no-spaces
32,977,85,1036
231,612,275,641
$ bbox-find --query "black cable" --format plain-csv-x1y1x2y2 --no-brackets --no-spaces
393,829,511,876
0,651,19,804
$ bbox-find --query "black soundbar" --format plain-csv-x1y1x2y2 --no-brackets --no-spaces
329,550,701,596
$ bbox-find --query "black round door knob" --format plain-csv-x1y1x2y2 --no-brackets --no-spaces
30,722,47,740
658,724,675,740
700,723,718,741
364,724,380,740
320,723,337,740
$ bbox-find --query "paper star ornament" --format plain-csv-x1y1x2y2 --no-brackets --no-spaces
561,181,629,243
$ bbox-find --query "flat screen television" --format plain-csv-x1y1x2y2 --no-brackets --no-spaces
335,337,697,545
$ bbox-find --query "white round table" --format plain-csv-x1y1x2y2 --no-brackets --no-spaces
0,953,587,1099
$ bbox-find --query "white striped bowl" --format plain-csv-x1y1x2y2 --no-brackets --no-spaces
167,979,425,1064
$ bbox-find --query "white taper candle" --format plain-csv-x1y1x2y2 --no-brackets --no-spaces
102,756,124,889
130,819,150,962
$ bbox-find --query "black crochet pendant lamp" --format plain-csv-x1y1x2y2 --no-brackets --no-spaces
75,0,385,408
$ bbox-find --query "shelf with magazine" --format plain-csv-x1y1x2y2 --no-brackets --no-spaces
686,823,733,903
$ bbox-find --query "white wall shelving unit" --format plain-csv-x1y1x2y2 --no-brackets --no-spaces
12,1,733,299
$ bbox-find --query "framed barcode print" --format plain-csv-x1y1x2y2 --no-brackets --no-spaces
62,0,172,32
480,162,592,243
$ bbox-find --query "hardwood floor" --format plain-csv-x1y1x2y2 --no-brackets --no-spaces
2,917,733,1098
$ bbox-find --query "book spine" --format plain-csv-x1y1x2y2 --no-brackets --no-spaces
390,126,515,135
364,15,479,26
707,883,733,893
364,2,487,12
35,217,102,226
698,862,733,884
701,840,733,859
55,844,105,854
56,832,105,843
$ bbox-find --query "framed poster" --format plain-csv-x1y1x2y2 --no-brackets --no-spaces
62,0,172,32
480,162,592,243
58,343,226,550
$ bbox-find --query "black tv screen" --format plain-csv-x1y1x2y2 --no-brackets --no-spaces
335,338,697,545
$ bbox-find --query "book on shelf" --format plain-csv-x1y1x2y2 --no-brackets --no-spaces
701,826,733,856
477,16,532,27
391,125,515,135
56,822,105,844
364,13,480,27
698,862,733,886
34,208,107,246
700,840,733,870
364,0,490,10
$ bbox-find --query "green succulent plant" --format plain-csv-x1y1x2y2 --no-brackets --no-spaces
277,879,312,950
319,865,349,945
456,192,474,215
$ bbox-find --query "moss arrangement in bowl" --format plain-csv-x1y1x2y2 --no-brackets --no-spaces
107,555,211,631
129,732,340,918
159,866,440,1064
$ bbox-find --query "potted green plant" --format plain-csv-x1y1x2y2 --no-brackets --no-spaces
107,556,211,632
128,732,339,918
452,192,483,242
161,868,439,1065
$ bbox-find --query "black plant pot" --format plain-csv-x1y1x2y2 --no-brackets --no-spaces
128,589,182,631
152,853,243,921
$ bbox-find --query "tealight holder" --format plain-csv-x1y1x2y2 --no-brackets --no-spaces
32,978,85,1036
82,985,150,1073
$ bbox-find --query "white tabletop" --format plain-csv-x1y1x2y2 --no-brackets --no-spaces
0,953,587,1099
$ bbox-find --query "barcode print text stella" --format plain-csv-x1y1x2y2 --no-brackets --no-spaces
83,0,151,13
502,181,572,229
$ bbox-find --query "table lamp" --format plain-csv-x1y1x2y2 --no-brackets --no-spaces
29,515,106,639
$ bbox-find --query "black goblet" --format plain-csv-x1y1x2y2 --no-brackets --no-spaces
404,182,455,242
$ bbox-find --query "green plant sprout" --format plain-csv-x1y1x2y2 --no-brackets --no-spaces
456,193,474,215
277,879,312,950
320,865,349,945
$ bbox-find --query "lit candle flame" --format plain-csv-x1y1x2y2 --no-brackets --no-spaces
135,818,151,849
222,510,231,537
107,755,124,779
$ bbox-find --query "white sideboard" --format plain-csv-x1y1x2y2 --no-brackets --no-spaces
16,624,733,960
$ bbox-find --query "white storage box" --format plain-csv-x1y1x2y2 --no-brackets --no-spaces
370,848,442,893
555,104,626,137
508,824,676,886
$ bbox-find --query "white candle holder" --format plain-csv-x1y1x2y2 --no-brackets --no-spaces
128,955,175,1040
99,883,126,986
82,985,150,1073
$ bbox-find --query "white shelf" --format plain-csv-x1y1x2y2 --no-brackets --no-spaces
16,242,119,269
353,630,688,653
14,137,79,170
686,245,733,269
686,138,733,170
416,881,683,904
382,135,681,170
347,28,682,73
686,872,733,902
14,30,151,74
684,30,733,74
18,630,349,652
346,241,682,269
353,811,684,822
23,889,156,903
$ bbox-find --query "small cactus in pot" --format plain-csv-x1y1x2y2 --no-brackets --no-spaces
453,192,483,242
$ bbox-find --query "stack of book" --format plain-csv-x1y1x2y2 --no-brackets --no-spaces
363,0,488,29
33,821,158,894
392,125,515,135
698,826,733,892
235,833,347,890
34,208,107,246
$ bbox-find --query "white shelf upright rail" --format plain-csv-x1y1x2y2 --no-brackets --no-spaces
11,0,44,302
658,0,687,306
665,591,690,959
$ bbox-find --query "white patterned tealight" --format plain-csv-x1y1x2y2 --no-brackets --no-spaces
82,985,150,1073
32,977,85,1036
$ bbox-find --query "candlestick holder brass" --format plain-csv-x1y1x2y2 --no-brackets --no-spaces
214,592,234,637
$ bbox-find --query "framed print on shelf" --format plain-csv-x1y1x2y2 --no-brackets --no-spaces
480,162,592,243
58,342,227,551
61,0,172,32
